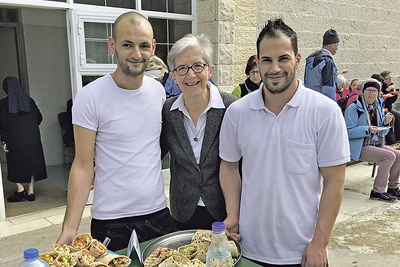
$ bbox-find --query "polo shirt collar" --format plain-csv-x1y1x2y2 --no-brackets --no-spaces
250,79,303,110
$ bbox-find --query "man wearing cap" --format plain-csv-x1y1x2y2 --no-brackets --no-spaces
304,29,340,101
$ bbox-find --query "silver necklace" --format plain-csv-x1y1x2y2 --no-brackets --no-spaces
189,117,206,142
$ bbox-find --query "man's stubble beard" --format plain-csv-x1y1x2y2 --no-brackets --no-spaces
115,50,148,77
262,65,296,95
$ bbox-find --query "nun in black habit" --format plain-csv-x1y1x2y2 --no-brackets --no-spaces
0,77,47,202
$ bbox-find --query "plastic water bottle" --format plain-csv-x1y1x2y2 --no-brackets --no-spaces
206,222,233,267
19,248,50,267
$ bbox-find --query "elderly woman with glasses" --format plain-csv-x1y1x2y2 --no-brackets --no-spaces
232,55,261,98
160,34,237,230
345,78,400,202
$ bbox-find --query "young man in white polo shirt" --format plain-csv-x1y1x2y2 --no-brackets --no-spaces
219,19,350,267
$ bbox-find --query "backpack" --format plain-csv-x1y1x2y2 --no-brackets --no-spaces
337,95,350,113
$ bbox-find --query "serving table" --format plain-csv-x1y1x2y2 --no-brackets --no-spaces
116,237,261,267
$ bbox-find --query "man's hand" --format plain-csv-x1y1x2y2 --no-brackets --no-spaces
301,240,328,267
223,216,241,242
56,229,78,246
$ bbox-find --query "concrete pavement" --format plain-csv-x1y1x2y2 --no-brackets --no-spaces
1,162,400,266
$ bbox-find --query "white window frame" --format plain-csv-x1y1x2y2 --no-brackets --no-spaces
67,3,195,97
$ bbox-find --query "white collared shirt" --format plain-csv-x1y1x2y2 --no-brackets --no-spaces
170,82,225,206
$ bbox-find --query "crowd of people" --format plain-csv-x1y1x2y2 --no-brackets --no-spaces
18,10,389,267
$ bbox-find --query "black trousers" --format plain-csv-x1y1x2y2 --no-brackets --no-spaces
247,257,329,267
174,205,217,231
91,207,177,251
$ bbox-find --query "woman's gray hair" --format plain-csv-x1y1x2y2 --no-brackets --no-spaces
356,80,364,91
167,34,213,71
337,75,346,88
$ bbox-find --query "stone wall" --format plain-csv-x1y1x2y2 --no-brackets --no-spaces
197,0,400,93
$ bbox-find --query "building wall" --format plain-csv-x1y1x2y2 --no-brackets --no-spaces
22,8,72,166
198,0,400,92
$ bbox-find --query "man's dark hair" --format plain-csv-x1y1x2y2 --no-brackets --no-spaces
256,18,298,58
380,70,391,79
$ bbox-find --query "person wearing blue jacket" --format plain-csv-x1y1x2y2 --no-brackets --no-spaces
345,78,400,202
304,29,339,101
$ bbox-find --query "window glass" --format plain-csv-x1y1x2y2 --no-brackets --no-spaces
84,22,112,64
169,19,191,42
73,0,136,8
0,8,18,23
74,0,104,5
142,0,167,12
149,18,191,65
168,0,191,14
107,0,136,9
142,0,191,15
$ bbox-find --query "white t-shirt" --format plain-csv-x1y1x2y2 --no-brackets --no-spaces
73,74,167,220
219,79,350,264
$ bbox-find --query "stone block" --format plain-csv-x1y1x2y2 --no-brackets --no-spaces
217,43,234,65
219,21,235,43
217,64,235,85
197,0,217,22
235,6,257,27
197,22,219,44
219,0,235,21
235,26,257,46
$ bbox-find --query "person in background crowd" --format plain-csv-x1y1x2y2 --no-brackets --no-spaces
349,79,358,93
344,79,362,111
336,74,349,101
232,55,261,98
219,18,349,266
374,72,400,144
0,77,47,202
144,55,168,82
304,29,340,102
345,78,400,202
161,34,237,230
56,11,176,251
145,55,183,98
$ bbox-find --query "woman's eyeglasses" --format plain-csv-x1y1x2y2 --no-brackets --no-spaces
365,89,379,94
174,63,208,76
249,71,260,76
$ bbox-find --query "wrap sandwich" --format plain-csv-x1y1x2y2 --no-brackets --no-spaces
71,233,93,252
158,251,191,267
177,244,198,259
88,263,108,267
72,249,96,267
39,251,59,267
228,240,239,258
191,230,212,251
88,239,107,258
143,247,175,267
94,253,131,267
191,258,206,266
56,254,77,267
53,244,71,255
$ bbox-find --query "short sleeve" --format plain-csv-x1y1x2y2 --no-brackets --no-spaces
219,104,242,162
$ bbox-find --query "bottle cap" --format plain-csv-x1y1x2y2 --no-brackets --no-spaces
212,221,225,232
24,248,39,259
